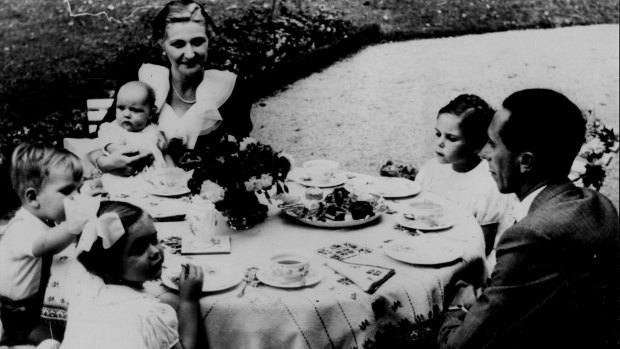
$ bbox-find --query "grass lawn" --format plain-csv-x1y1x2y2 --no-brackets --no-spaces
0,0,618,215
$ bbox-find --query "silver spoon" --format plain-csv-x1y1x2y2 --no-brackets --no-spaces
237,268,257,298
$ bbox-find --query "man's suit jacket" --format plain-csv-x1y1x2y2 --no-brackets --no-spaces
438,179,619,349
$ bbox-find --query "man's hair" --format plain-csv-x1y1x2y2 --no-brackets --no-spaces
10,142,84,200
153,0,217,42
500,88,585,176
77,201,145,281
438,94,495,151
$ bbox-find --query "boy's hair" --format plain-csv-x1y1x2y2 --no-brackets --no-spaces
10,142,84,201
77,201,145,281
438,94,495,151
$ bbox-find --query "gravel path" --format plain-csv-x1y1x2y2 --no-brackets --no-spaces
250,24,619,207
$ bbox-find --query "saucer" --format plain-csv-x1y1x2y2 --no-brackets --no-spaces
287,168,346,188
364,177,421,199
161,262,243,292
383,236,463,265
397,216,454,231
256,265,323,288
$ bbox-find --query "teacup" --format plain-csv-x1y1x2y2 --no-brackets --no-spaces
405,200,444,221
269,253,310,282
302,159,339,183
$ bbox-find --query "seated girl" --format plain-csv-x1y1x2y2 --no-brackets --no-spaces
415,94,517,257
97,81,174,171
60,200,205,348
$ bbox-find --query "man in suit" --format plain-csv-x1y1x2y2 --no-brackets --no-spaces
437,88,619,348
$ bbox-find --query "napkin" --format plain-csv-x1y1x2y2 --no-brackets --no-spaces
325,258,395,294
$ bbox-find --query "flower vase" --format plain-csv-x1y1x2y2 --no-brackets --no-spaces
216,185,268,230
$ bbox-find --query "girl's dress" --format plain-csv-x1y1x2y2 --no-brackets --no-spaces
60,264,178,349
415,158,516,228
415,158,518,274
98,122,167,168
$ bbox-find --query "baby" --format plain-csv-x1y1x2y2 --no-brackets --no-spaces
415,94,516,257
98,81,173,170
0,143,87,345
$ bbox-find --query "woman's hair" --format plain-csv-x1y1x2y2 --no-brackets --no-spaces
77,201,145,281
152,0,217,42
10,142,83,201
438,94,496,151
499,88,585,176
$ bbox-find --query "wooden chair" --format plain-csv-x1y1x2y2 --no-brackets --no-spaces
86,98,113,135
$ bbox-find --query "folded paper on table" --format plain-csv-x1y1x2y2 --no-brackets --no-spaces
317,242,395,293
324,258,395,294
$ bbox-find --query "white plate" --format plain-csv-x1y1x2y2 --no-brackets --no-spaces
146,185,191,197
256,265,323,288
161,262,243,292
283,209,383,228
364,178,421,199
287,168,346,188
139,199,187,220
384,237,463,265
142,168,192,197
397,216,454,231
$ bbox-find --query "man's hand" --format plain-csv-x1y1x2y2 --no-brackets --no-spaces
450,280,478,309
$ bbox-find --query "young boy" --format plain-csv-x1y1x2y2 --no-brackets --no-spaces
0,143,87,345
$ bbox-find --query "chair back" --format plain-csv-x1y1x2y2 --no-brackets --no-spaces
86,98,114,134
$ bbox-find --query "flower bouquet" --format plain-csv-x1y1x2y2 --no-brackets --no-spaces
184,135,291,230
575,117,619,190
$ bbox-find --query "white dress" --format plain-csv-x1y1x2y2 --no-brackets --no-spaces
415,158,516,226
60,264,179,349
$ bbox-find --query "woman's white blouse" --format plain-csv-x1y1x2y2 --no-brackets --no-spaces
139,63,236,149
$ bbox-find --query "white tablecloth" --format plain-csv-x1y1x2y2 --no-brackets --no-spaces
147,175,484,349
43,172,485,349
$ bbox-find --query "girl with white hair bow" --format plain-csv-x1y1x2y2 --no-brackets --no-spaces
61,198,205,349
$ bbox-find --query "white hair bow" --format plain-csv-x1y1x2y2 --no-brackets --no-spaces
64,195,126,254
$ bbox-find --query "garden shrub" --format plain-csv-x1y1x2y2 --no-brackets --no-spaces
0,0,618,215
0,2,359,214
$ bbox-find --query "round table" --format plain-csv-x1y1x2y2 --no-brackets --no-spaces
143,173,485,349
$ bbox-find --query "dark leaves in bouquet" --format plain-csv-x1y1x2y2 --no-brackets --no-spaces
380,160,418,181
187,134,291,229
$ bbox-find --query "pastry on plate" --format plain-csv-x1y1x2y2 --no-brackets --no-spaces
325,206,346,221
305,187,324,200
348,201,375,220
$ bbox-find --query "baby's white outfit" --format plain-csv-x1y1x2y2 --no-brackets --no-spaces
98,122,166,168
